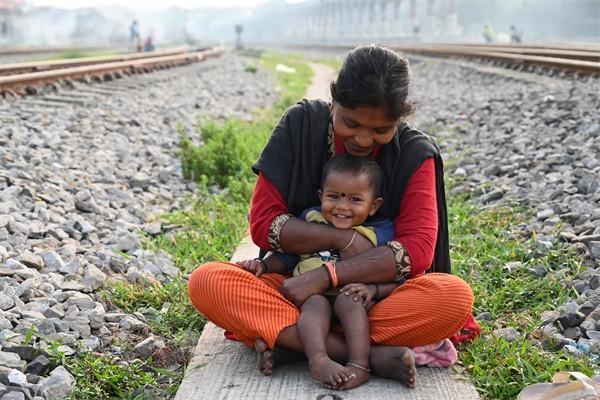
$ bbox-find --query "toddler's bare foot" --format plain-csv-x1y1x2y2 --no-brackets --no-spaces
308,352,355,388
335,362,369,390
254,338,306,376
370,346,417,388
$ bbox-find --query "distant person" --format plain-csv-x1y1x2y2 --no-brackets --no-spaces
144,35,155,52
482,24,496,43
510,25,522,43
129,20,138,45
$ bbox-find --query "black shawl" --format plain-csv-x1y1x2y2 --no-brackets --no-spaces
252,99,451,274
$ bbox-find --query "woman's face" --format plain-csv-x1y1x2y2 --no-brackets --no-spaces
332,103,400,157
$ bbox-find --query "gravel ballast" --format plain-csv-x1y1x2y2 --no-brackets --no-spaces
0,53,276,399
409,56,599,359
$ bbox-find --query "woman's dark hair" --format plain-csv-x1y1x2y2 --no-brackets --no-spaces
321,154,383,198
330,45,416,120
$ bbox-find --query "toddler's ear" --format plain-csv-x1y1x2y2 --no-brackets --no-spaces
318,189,323,202
369,197,384,215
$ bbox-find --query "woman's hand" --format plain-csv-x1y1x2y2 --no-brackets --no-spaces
236,259,265,277
340,283,376,306
339,231,374,259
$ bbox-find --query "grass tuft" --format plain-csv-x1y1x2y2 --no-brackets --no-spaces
449,189,594,399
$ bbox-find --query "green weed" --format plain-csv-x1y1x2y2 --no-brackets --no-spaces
100,279,205,343
449,195,595,399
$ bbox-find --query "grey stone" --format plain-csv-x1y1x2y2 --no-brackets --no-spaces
564,327,582,341
142,222,162,236
0,352,25,371
80,264,106,291
557,312,586,330
79,336,100,351
1,391,26,400
526,265,547,278
59,258,80,275
590,241,600,259
494,327,520,342
0,316,12,330
38,375,72,400
73,219,96,234
134,336,155,359
26,355,49,375
63,316,91,338
39,251,64,272
7,369,27,385
119,316,147,332
579,302,595,316
0,293,14,311
481,189,504,204
503,261,522,273
17,253,43,270
577,176,599,195
65,293,95,310
116,233,140,253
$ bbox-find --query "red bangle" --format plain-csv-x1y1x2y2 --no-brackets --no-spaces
324,261,338,288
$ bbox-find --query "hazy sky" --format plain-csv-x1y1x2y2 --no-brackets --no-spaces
28,0,281,9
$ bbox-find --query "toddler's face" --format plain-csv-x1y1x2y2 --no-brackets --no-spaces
319,171,383,229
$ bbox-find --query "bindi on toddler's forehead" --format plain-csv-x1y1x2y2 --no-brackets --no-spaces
340,193,346,198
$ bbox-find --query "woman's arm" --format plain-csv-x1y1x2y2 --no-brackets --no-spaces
280,246,397,307
392,157,438,278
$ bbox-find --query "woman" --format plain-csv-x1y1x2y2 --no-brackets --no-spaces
188,45,476,389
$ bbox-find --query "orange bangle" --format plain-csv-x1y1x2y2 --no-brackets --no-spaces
325,261,338,288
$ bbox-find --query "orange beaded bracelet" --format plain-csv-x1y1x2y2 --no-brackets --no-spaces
324,261,338,288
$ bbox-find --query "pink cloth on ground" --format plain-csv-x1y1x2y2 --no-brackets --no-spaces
411,338,458,368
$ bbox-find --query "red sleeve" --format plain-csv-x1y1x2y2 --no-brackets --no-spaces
394,158,438,277
249,173,289,249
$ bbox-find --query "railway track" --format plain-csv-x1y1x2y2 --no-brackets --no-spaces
389,43,600,75
0,45,124,64
285,42,600,76
0,47,223,97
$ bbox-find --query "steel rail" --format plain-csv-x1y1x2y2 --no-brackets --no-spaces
0,48,190,76
280,43,600,75
406,44,600,62
388,45,600,74
0,45,116,56
0,48,223,94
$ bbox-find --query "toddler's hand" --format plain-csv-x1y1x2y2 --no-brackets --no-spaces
340,283,376,306
236,259,265,277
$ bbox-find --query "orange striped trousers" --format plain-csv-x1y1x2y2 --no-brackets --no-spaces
188,262,474,349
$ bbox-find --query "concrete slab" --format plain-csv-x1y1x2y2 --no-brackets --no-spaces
176,322,480,400
176,234,481,400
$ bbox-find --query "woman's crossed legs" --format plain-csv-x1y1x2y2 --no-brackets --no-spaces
188,262,473,388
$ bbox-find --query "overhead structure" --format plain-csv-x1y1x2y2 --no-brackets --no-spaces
282,0,455,42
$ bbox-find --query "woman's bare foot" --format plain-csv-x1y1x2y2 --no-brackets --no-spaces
308,352,355,387
254,339,306,376
255,339,274,376
370,346,417,388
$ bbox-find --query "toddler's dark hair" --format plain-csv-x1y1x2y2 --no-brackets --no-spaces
321,154,383,198
330,44,416,120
